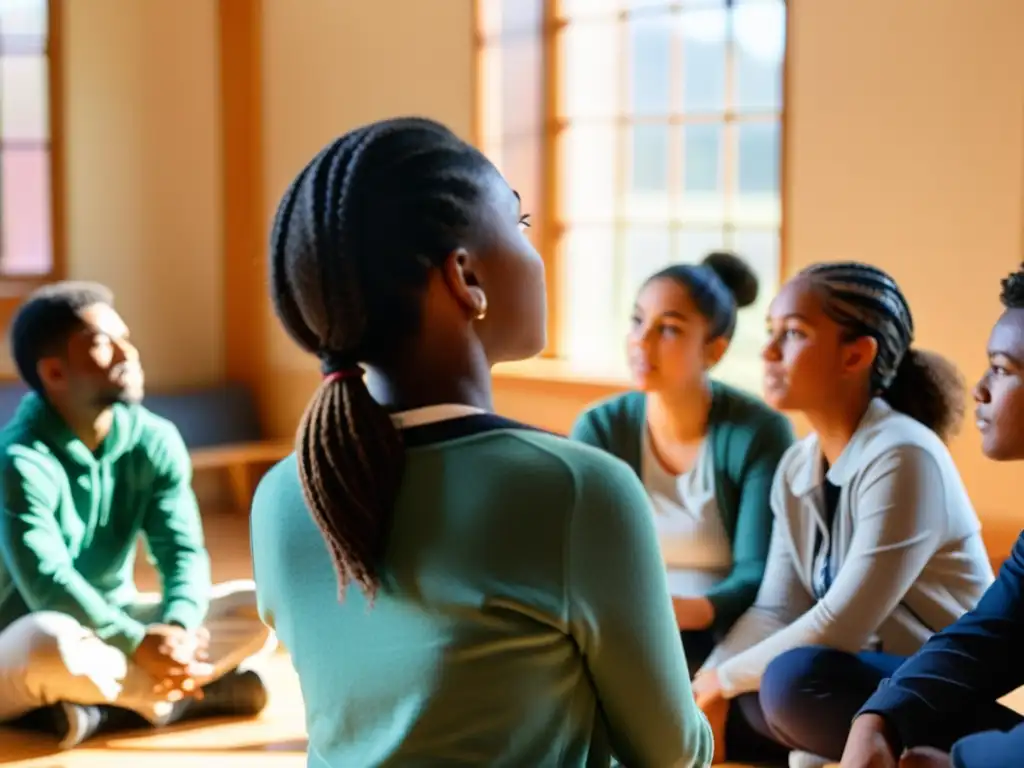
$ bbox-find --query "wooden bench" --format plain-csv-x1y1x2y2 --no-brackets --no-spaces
0,381,290,512
189,438,292,510
145,384,290,511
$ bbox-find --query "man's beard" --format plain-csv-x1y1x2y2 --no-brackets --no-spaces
94,386,143,408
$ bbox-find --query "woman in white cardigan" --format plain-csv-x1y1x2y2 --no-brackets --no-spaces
691,262,994,766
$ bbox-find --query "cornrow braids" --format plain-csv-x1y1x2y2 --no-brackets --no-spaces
1000,263,1024,310
801,261,915,391
269,117,494,601
801,261,965,440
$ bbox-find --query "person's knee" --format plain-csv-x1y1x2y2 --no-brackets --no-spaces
6,612,87,667
209,579,260,617
760,645,845,726
206,579,275,658
210,578,257,599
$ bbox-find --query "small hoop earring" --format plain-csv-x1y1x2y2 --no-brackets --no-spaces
475,295,488,321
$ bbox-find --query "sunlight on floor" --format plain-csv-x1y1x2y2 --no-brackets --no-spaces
3,512,1021,768
1,649,306,767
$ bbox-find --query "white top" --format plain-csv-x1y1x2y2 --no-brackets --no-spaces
641,430,733,598
701,398,994,698
390,404,486,429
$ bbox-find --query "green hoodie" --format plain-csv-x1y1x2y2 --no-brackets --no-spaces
0,393,210,654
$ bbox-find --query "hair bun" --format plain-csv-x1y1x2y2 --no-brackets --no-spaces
702,251,759,309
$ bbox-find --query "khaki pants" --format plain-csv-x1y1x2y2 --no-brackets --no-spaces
0,579,275,725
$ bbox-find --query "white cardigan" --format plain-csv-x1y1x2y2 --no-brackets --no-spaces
702,399,994,698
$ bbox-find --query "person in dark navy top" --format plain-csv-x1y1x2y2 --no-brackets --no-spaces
841,263,1024,768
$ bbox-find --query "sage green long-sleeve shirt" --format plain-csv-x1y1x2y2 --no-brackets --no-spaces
0,393,210,655
252,409,713,768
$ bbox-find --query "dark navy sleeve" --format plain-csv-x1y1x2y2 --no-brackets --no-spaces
857,533,1024,751
951,723,1024,768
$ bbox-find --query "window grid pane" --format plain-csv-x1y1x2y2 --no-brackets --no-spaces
0,0,53,275
0,0,47,41
1,53,49,140
478,0,783,384
2,146,51,275
555,0,784,386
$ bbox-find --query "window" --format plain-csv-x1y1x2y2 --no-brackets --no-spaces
478,0,786,390
0,0,57,280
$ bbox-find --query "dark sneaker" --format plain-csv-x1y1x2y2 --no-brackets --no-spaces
167,668,269,724
55,702,106,750
23,702,145,750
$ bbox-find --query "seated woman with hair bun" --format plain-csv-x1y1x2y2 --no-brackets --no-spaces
572,252,795,764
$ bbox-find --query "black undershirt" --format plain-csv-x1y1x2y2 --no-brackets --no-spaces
814,464,842,599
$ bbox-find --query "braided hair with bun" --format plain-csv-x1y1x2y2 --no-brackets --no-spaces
644,251,759,342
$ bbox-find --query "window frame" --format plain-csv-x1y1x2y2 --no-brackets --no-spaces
474,0,790,377
0,0,65,327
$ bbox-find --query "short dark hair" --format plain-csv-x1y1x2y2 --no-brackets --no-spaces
1000,263,1024,309
644,251,759,342
270,117,494,601
10,281,114,393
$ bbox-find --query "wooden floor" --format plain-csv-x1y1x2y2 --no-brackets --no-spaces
0,511,779,767
1,650,307,766
3,510,1017,768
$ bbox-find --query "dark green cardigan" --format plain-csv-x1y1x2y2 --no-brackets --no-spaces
569,381,795,634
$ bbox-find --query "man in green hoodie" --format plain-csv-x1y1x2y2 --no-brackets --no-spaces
0,282,274,749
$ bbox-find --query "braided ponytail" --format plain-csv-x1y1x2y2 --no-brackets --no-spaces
269,118,492,600
296,369,403,600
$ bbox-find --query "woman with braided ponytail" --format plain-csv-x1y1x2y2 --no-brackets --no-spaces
689,262,994,766
249,118,713,767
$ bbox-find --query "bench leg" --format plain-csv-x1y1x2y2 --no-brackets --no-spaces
226,463,253,513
